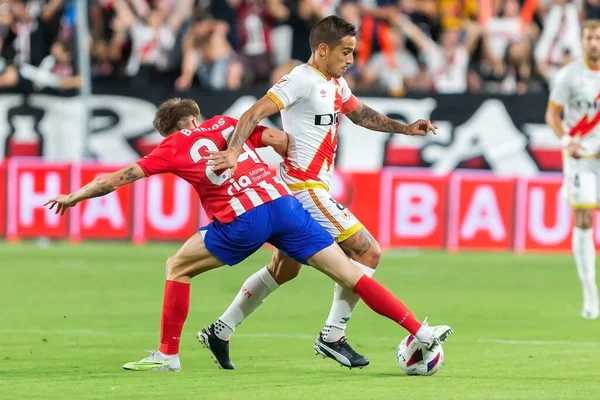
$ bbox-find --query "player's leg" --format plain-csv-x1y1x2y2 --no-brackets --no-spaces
274,197,452,354
293,188,380,364
123,232,225,371
324,228,381,341
196,203,283,369
564,158,599,319
211,249,293,343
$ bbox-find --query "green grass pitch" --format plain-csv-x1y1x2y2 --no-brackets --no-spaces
1,241,600,399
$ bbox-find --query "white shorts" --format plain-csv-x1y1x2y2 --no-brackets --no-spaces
562,157,600,209
293,187,363,242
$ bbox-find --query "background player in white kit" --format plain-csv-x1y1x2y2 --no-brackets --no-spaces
206,16,446,369
546,19,600,319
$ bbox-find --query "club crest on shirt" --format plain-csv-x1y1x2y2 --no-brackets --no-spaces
341,209,353,220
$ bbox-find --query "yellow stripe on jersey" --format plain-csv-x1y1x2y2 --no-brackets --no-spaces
571,203,598,209
336,222,364,243
548,99,564,109
308,189,345,233
304,63,328,80
562,149,599,159
287,181,329,192
266,92,284,110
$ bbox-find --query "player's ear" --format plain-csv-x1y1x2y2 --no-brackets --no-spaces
318,42,328,57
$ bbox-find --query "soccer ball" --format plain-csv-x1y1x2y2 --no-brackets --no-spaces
397,334,444,376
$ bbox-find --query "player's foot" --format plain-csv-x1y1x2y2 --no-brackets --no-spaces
417,318,453,351
314,333,370,369
198,324,235,370
582,307,599,319
122,350,181,371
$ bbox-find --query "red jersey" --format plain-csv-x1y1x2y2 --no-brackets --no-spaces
137,115,291,223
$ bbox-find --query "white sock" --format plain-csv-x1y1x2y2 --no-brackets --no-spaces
322,260,375,342
572,227,598,311
415,324,432,344
216,266,279,340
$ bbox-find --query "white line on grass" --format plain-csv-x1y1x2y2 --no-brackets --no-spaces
2,329,600,347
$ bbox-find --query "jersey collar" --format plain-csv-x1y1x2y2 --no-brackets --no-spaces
304,63,330,80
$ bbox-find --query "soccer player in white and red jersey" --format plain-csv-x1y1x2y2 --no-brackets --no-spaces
207,16,451,369
546,20,600,319
44,98,451,371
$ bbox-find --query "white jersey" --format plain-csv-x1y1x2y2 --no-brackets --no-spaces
267,64,358,191
550,60,600,155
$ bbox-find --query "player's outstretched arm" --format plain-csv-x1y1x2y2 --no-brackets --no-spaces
44,163,146,215
208,95,280,171
346,101,437,136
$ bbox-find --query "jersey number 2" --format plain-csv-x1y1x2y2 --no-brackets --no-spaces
189,127,261,186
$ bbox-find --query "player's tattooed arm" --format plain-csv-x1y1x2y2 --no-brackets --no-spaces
226,115,261,151
44,163,146,215
346,102,437,136
208,95,281,171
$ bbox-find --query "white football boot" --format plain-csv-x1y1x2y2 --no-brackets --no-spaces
122,350,181,371
416,318,453,351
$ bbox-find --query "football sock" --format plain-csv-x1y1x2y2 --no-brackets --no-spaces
159,280,190,355
217,266,279,340
572,227,598,311
352,275,422,335
322,260,375,342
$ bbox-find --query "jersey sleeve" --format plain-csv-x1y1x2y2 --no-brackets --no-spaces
549,66,572,106
338,77,360,114
136,139,179,176
267,73,310,110
248,125,269,148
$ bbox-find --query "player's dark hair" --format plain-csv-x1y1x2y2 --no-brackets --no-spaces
309,16,357,52
153,98,201,137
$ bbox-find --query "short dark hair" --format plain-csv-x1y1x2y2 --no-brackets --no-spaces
153,98,201,136
309,16,357,52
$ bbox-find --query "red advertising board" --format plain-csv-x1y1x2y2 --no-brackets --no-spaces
378,169,449,249
0,159,588,254
6,159,70,240
68,164,133,241
514,175,574,253
333,171,381,240
133,173,200,244
447,173,516,251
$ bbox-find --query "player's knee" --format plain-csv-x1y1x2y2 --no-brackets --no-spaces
165,256,185,281
575,210,594,229
354,240,381,270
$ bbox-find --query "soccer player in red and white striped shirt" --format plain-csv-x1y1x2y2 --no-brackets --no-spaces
45,98,451,371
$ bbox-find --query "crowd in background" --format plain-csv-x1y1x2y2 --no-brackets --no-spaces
0,0,596,95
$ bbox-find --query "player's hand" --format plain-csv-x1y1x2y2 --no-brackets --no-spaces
567,141,582,159
207,149,240,177
404,119,437,136
44,194,76,216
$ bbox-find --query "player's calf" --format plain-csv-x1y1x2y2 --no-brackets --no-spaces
267,249,302,285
